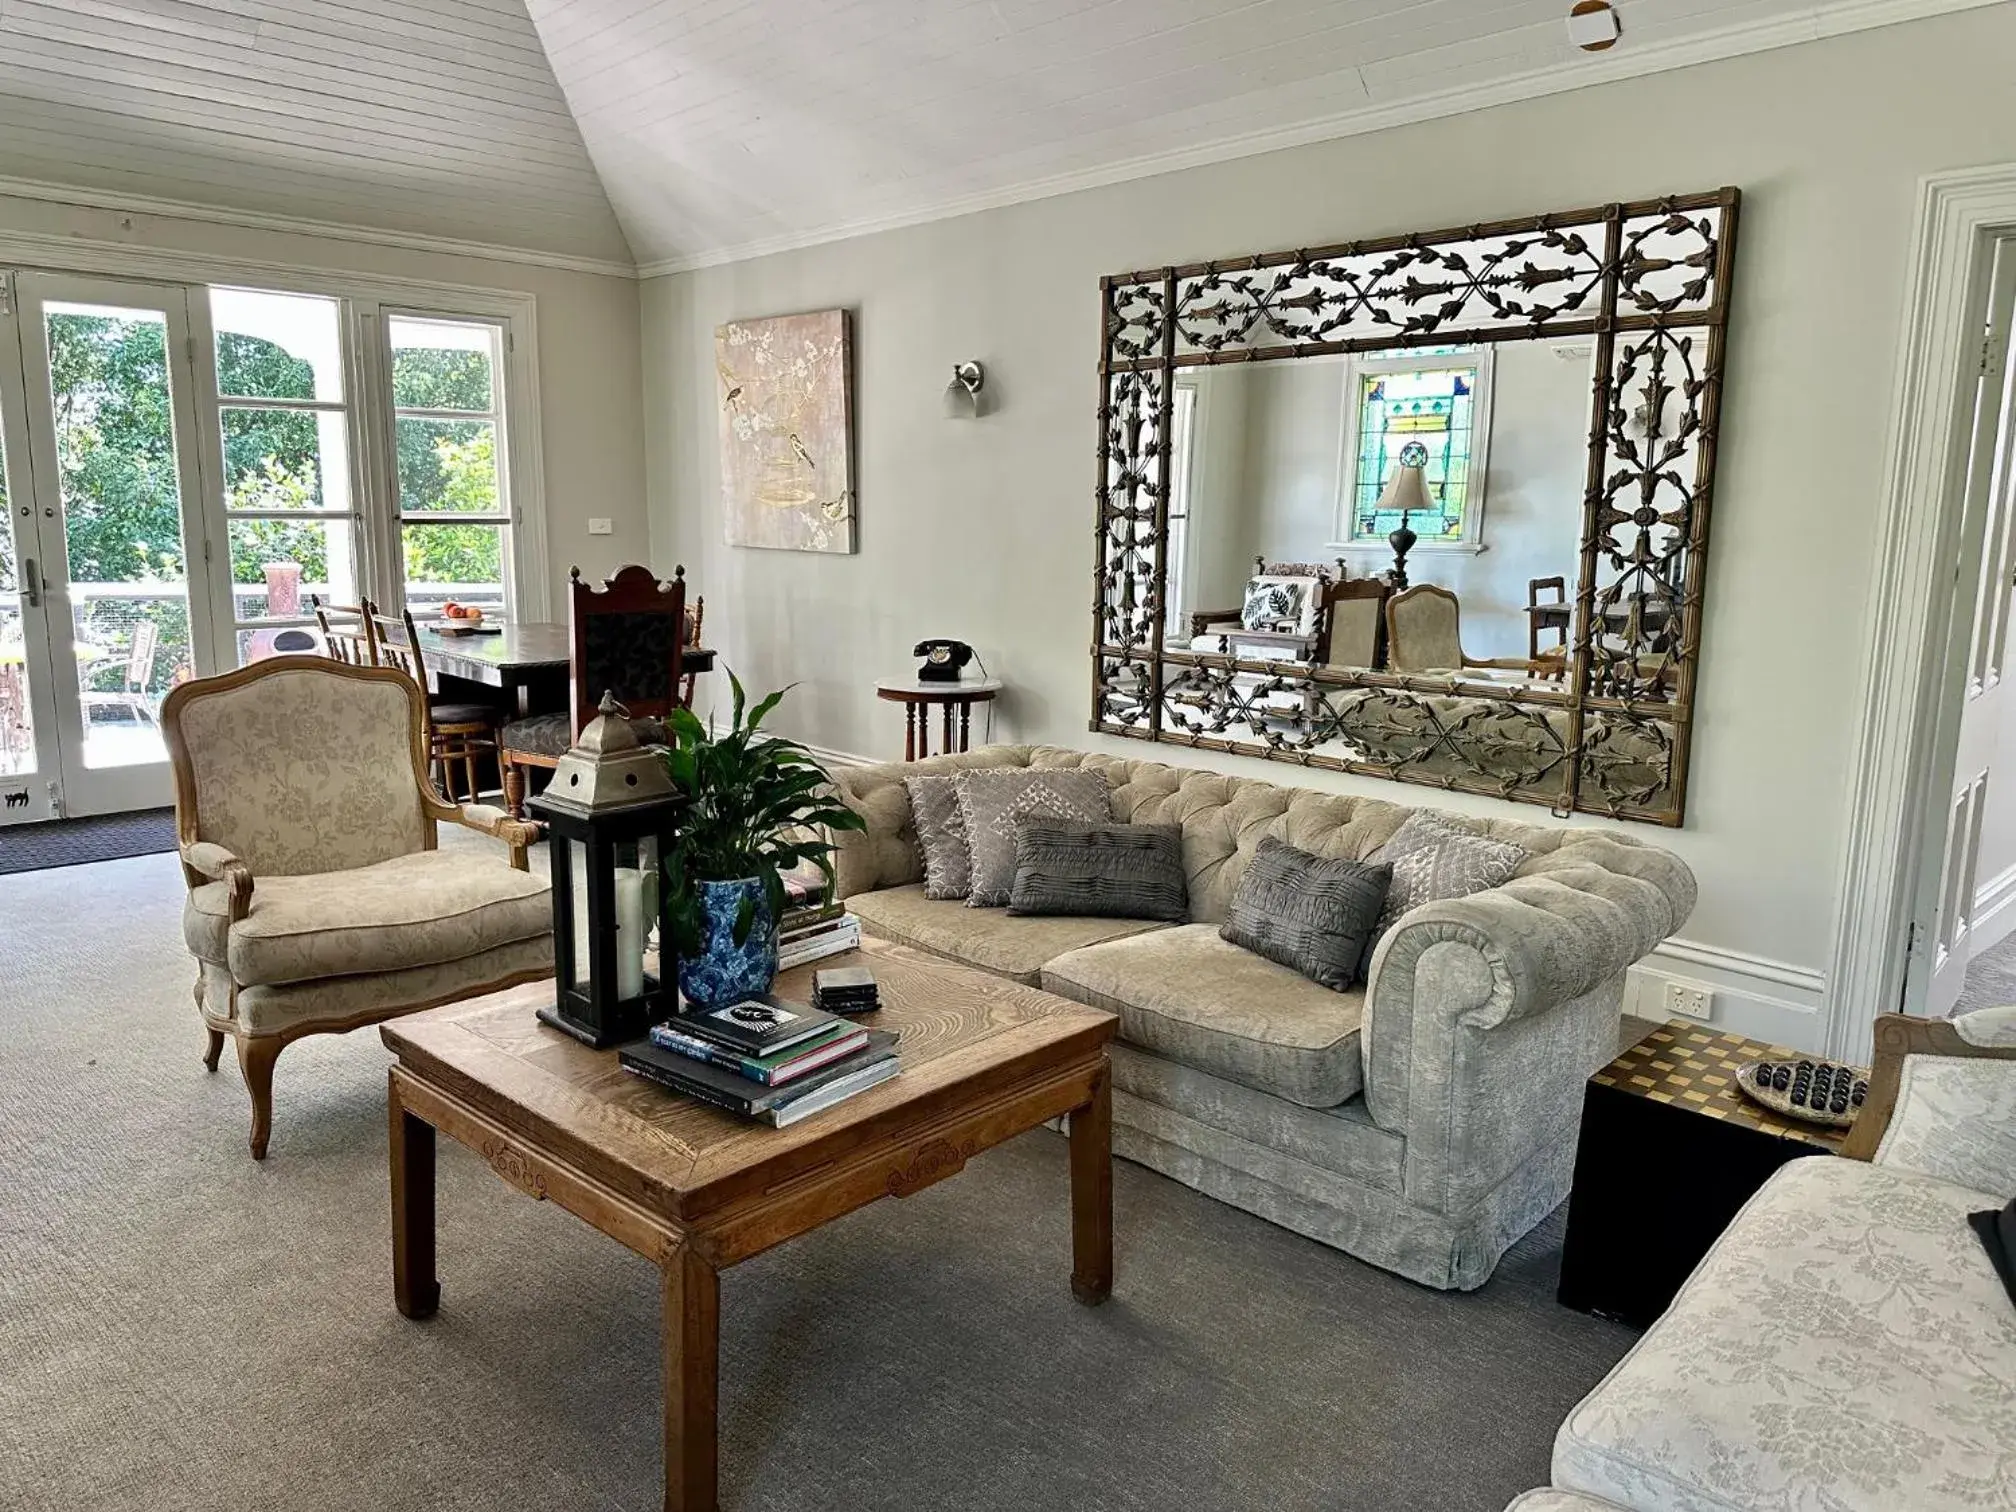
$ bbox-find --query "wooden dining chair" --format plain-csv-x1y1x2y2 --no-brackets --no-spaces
365,600,503,805
311,595,377,667
500,564,688,817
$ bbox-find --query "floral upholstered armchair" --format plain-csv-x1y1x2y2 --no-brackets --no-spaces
162,656,552,1159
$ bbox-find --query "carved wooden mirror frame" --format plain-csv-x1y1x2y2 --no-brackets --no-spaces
1090,188,1741,826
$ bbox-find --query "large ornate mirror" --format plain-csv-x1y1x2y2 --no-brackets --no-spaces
1091,188,1740,825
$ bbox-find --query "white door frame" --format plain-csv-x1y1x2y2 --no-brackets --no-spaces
1826,162,2016,1059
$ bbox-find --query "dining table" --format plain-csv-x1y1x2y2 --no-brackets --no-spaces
412,621,717,718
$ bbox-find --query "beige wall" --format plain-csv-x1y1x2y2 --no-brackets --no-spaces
642,6,2016,1047
0,190,651,608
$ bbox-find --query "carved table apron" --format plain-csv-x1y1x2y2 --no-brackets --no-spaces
381,957,1115,1512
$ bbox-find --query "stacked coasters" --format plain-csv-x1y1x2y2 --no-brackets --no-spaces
811,965,880,1017
1735,1058,1868,1128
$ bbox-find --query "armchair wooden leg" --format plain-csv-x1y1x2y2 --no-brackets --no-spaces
504,760,526,820
202,1028,225,1072
236,1035,282,1161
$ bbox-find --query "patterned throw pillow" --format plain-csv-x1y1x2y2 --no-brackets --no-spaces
905,774,975,900
1008,820,1188,922
1241,576,1316,634
1219,836,1392,991
1369,811,1529,946
952,768,1114,908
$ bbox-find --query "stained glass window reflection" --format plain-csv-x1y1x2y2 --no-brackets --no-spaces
1350,347,1485,544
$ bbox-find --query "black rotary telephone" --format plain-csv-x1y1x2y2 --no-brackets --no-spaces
914,639,975,682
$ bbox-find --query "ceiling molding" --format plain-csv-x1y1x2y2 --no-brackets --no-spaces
635,0,2000,278
0,173,640,281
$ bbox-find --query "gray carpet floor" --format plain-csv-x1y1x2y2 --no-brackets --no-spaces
1957,929,2016,1017
0,850,1636,1512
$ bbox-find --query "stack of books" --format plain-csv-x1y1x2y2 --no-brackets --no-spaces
777,899,862,971
620,996,898,1127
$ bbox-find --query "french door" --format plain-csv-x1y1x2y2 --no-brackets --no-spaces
1,273,221,822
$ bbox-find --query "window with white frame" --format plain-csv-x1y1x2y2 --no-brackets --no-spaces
1338,345,1493,551
211,288,358,664
388,316,512,618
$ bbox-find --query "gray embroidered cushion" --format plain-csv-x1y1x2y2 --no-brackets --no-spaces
904,774,975,900
1219,835,1391,991
953,768,1114,907
1371,810,1528,939
1008,820,1188,921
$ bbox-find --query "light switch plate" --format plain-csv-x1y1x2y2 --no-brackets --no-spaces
587,517,614,536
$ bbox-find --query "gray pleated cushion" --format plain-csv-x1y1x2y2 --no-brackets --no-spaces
905,773,976,901
1219,835,1391,991
1008,820,1188,921
954,767,1114,907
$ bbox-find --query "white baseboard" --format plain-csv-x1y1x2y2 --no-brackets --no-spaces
800,741,873,770
1626,939,1826,1050
1971,861,2016,958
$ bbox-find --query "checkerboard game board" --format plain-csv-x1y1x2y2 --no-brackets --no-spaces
1591,1021,1861,1150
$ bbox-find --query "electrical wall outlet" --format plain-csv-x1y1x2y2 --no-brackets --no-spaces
1665,978,1715,1021
587,517,614,536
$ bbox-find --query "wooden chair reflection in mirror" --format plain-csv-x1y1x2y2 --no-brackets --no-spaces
1189,559,1336,663
1385,584,1536,677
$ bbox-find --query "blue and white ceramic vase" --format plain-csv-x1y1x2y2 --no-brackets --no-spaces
677,876,778,1010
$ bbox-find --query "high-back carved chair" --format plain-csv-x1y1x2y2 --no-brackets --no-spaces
1384,584,1534,676
366,600,502,804
500,564,688,817
163,656,547,1159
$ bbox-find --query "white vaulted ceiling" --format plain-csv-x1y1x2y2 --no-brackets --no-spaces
0,0,632,268
0,0,1997,272
527,0,2000,273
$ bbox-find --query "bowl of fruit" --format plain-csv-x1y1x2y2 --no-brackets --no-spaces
437,601,486,633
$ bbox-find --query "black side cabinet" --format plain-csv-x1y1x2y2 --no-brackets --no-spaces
1556,1021,1853,1329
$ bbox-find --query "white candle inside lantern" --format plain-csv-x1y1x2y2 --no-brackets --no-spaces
614,867,646,1000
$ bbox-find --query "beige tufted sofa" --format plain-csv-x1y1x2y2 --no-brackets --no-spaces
832,744,1695,1290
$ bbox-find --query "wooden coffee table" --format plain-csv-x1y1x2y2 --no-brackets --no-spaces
379,942,1117,1512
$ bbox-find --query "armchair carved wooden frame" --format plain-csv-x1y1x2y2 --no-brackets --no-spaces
163,656,547,1160
1091,187,1743,825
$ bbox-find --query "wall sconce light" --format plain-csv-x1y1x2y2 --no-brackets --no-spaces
943,360,987,419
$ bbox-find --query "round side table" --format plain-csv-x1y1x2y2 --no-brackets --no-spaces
874,677,1003,760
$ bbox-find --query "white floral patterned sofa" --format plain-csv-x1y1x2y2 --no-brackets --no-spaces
1506,1005,2016,1512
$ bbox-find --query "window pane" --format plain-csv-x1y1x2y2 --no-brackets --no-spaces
228,517,356,641
403,523,504,616
212,289,343,402
223,408,350,512
391,318,493,411
397,418,499,514
0,416,31,779
45,306,192,771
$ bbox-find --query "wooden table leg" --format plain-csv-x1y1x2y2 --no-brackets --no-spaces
916,702,931,759
390,1076,440,1320
942,702,954,753
1068,1061,1113,1305
957,700,972,751
662,1247,720,1512
902,704,916,762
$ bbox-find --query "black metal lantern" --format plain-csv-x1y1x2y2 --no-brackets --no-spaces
530,693,683,1049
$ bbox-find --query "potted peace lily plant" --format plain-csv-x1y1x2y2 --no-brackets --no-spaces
658,674,866,1009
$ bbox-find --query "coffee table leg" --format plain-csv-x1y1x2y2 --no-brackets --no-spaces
389,1077,439,1320
663,1247,720,1512
1068,1061,1113,1305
